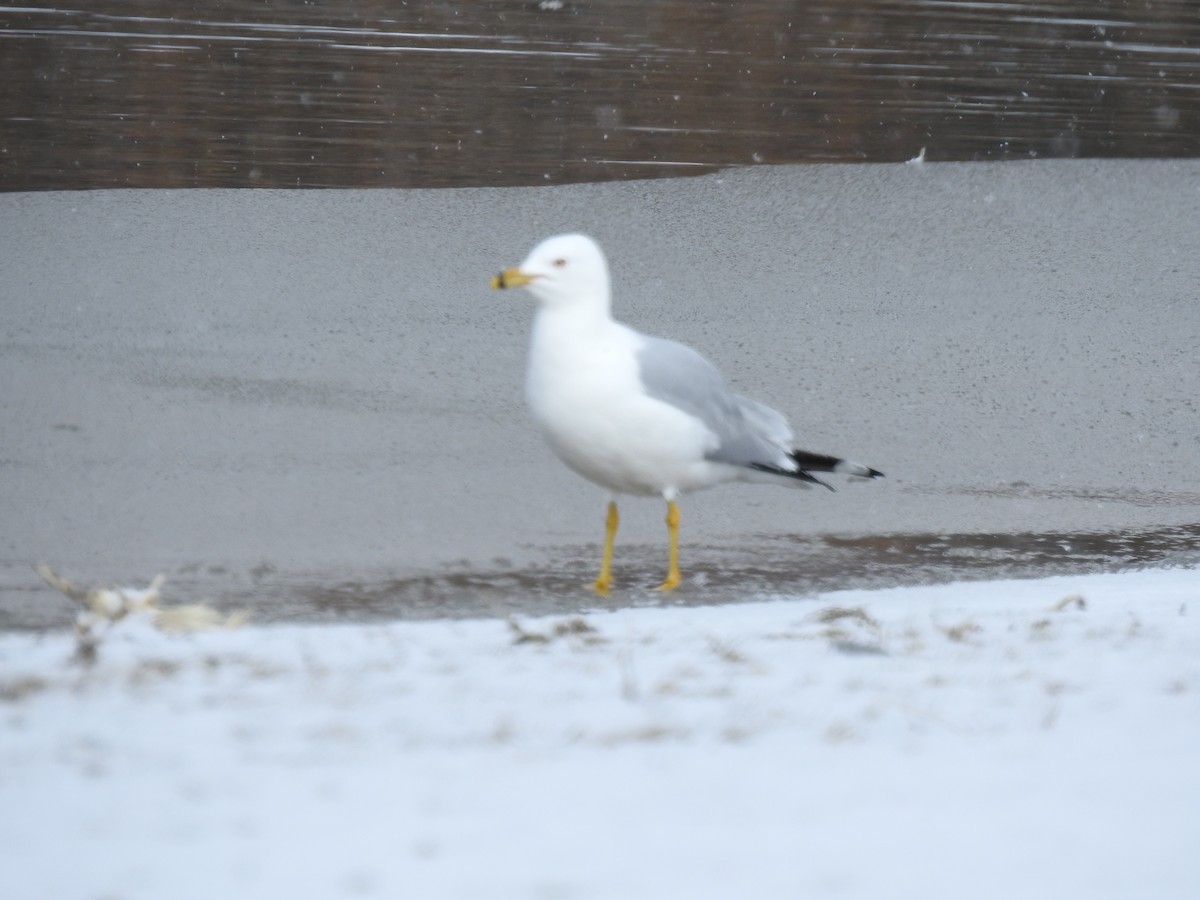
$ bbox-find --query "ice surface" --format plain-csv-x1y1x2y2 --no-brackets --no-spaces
0,568,1197,899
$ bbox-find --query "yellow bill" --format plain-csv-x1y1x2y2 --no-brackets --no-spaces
490,267,534,290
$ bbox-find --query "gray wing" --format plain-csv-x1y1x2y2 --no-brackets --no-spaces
635,335,794,469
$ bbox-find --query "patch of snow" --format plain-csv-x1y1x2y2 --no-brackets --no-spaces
1,568,1197,898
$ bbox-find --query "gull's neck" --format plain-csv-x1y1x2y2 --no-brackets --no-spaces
533,283,614,336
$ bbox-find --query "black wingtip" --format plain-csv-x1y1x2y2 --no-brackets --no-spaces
749,452,883,490
789,450,884,481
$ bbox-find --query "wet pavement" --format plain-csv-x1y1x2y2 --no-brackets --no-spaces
2,160,1199,629
8,520,1198,631
279,520,1200,621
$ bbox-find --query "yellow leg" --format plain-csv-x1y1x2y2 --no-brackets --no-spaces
657,499,682,591
593,500,619,595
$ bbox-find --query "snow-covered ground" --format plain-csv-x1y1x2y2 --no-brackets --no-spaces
2,567,1196,899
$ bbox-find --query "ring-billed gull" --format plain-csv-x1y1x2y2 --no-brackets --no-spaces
491,233,883,595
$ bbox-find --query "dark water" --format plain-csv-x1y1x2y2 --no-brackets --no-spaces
3,1,1198,190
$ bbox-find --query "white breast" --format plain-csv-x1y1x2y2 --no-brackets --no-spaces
525,314,719,497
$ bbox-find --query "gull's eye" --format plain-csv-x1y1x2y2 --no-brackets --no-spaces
552,258,567,268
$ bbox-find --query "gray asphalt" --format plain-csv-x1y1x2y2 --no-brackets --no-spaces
3,159,1198,627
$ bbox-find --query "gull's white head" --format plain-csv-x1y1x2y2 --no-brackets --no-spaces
490,233,611,312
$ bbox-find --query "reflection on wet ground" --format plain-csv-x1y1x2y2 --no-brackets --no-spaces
2,1,1198,189
6,522,1197,631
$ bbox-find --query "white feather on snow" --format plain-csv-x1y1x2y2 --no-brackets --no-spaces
1,568,1198,899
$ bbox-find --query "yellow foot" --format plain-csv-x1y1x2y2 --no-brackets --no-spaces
592,576,614,596
656,573,682,592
